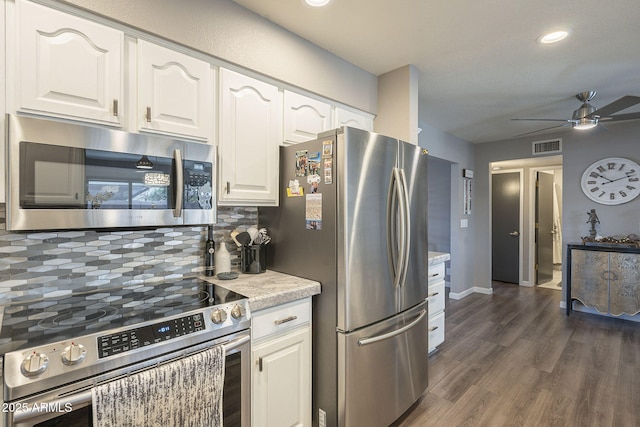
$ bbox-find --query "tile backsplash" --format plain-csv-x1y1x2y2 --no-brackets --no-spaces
0,203,256,305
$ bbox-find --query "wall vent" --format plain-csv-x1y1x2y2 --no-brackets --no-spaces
532,138,562,155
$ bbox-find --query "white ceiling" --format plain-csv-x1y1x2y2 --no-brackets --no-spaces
232,0,640,143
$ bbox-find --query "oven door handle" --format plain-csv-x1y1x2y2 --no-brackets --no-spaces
12,335,250,423
12,390,93,423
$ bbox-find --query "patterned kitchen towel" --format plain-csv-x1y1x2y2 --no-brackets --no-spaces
92,345,225,427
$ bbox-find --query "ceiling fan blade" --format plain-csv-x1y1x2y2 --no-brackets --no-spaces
513,123,571,138
598,111,640,122
511,118,575,123
587,96,640,118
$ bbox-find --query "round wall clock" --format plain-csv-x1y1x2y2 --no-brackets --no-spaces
581,157,640,205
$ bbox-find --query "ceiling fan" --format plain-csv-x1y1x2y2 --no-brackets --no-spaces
512,91,640,137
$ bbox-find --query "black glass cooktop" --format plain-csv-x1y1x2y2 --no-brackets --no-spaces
0,278,246,355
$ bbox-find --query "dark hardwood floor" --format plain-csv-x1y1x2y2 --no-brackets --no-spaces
393,282,640,427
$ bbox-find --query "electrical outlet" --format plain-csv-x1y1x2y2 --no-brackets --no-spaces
319,409,327,427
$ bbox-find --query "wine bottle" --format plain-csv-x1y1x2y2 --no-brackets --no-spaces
205,225,215,276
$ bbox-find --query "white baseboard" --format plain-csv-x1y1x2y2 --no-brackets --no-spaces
520,281,533,287
449,286,493,300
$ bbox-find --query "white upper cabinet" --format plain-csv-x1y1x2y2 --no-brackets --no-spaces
218,68,281,206
334,107,374,131
137,40,212,140
17,0,123,126
283,90,331,145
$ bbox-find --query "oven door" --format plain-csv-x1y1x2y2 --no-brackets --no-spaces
4,332,250,427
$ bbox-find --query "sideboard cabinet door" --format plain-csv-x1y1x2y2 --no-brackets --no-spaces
609,253,640,316
571,249,609,313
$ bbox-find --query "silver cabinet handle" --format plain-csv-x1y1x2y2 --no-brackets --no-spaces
428,292,440,298
509,231,520,236
274,315,298,325
358,310,426,346
113,99,119,117
429,273,440,278
429,326,439,332
146,106,152,122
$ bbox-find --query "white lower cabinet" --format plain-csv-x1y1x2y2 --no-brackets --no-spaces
252,298,311,427
427,262,446,353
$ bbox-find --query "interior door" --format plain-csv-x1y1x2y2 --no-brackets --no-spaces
492,172,520,283
535,171,555,284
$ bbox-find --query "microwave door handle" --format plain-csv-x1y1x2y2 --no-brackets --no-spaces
173,149,183,218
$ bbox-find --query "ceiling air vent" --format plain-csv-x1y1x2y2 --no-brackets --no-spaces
532,138,562,155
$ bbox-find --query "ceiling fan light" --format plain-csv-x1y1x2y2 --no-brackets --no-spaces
573,119,598,130
539,30,569,44
304,0,331,6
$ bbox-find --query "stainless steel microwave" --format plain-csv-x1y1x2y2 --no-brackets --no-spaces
5,114,216,231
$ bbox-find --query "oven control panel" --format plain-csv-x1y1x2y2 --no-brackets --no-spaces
98,313,205,358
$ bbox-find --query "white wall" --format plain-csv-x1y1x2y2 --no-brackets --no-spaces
58,0,377,114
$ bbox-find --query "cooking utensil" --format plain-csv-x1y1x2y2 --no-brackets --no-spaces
230,230,242,247
235,231,252,246
253,228,271,245
247,227,259,245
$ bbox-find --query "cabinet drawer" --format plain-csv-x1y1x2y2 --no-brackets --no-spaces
428,311,445,352
252,298,311,341
428,281,445,316
428,263,445,284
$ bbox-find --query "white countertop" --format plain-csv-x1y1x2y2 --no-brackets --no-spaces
202,270,321,312
428,251,451,265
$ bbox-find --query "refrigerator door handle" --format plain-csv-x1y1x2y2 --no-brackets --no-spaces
357,309,427,346
388,168,406,288
397,168,411,288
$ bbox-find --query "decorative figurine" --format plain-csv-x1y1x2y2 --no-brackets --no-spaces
586,209,600,237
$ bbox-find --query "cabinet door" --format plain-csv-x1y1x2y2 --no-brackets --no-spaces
609,252,640,316
219,68,281,206
137,40,212,140
17,0,123,125
334,107,374,131
252,326,311,427
571,250,609,313
283,91,331,145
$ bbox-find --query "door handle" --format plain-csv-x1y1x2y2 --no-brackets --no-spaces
509,231,519,236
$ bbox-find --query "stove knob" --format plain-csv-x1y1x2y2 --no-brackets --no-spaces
62,343,87,365
21,352,49,377
231,304,243,320
211,308,228,324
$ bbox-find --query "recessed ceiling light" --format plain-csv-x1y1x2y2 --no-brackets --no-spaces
539,30,569,44
304,0,331,6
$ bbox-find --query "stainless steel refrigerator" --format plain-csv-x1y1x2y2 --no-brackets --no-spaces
261,127,429,427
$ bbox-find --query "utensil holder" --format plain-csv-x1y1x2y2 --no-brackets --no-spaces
241,245,267,274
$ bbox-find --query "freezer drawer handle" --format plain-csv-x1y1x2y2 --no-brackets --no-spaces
274,315,298,325
357,309,426,347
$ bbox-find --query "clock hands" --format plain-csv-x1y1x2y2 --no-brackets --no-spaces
600,174,636,185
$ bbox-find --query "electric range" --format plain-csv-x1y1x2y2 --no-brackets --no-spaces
0,277,251,405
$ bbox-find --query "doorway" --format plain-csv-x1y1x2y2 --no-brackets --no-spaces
535,167,563,289
490,156,562,287
491,171,521,284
